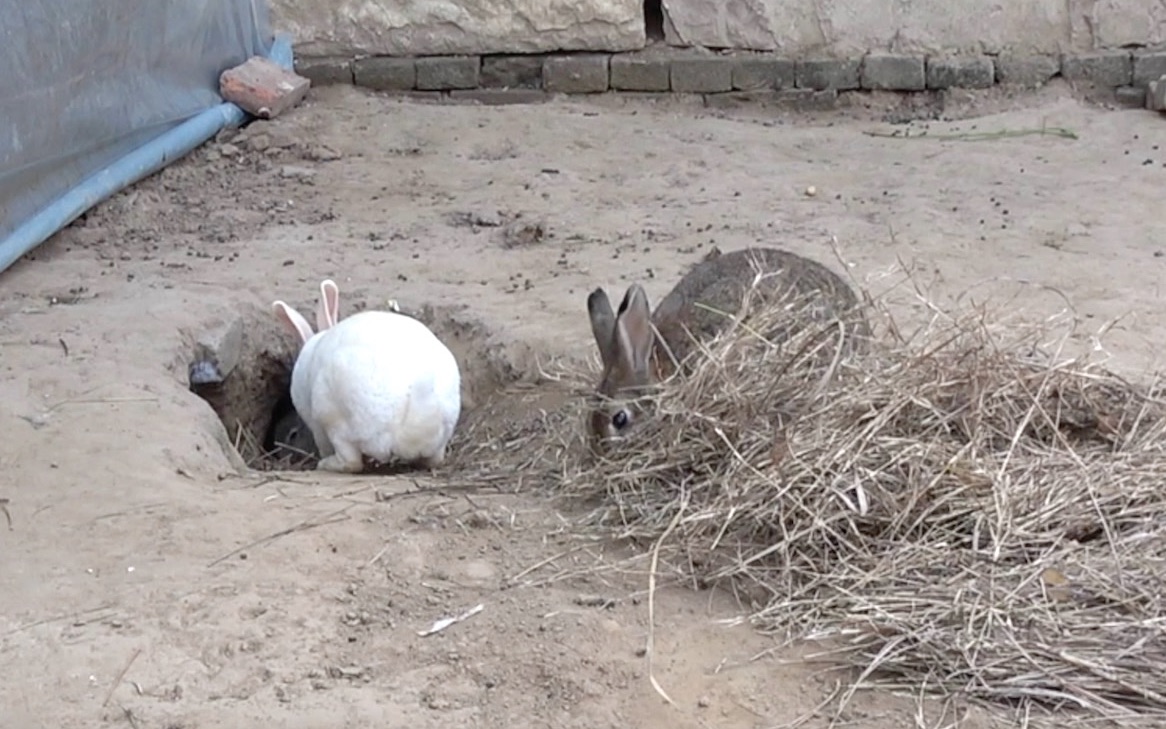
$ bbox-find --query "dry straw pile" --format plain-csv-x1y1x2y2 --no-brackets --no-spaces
552,273,1166,726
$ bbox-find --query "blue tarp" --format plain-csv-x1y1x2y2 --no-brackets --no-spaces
0,0,275,274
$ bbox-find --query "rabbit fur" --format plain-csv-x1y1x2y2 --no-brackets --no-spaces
272,280,462,472
586,246,870,452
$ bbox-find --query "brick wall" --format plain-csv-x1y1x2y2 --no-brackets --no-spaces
293,48,1166,110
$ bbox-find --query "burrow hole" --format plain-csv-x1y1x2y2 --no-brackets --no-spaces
187,298,558,473
645,0,665,41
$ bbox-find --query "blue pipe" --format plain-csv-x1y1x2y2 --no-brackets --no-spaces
0,33,295,276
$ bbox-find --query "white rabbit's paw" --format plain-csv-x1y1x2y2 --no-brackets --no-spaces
317,453,365,473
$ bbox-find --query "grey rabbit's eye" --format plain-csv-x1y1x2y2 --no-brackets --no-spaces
611,409,631,431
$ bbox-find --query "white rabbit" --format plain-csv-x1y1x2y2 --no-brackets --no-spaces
272,279,462,473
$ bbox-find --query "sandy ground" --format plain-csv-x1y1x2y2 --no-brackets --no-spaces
1,81,1164,729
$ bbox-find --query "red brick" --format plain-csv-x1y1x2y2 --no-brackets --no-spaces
219,56,311,120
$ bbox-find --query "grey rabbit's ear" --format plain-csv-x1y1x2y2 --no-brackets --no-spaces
273,301,314,345
587,287,617,368
613,284,654,376
317,279,340,331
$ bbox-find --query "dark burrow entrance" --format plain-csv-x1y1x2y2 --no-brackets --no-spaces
187,296,556,473
644,0,665,41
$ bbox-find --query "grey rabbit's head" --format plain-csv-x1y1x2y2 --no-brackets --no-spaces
585,247,871,454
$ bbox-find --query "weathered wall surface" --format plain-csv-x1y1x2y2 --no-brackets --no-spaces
660,0,1166,55
267,0,644,56
271,0,1166,57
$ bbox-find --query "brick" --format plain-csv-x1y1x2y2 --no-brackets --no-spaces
353,57,416,91
610,54,671,91
670,57,734,93
294,56,353,86
1061,51,1132,87
861,53,925,91
731,56,796,90
1145,78,1166,111
704,88,838,112
995,54,1060,87
448,89,549,105
795,58,860,90
219,56,311,120
1133,51,1166,87
926,56,995,89
1114,85,1146,108
480,56,543,88
415,56,480,90
543,55,610,93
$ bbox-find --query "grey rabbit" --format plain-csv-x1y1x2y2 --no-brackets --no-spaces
269,410,318,460
586,246,871,451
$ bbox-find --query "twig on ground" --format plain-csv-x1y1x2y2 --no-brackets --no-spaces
102,648,142,707
864,126,1078,142
207,504,355,567
4,603,117,635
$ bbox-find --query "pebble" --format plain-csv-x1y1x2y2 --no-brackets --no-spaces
280,165,317,181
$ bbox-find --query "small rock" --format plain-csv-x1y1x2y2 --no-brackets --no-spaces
193,316,245,380
246,133,271,152
447,210,504,228
219,143,241,157
188,360,223,386
279,165,317,181
327,665,369,681
304,145,341,162
501,218,547,248
805,185,818,197
574,594,616,608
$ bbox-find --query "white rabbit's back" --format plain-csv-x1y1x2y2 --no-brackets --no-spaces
300,310,461,465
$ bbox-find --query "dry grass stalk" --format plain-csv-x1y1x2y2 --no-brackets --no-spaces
531,272,1166,727
235,422,317,471
448,375,592,490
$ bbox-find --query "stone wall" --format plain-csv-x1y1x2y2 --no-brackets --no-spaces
658,0,1166,55
295,47,1166,111
268,0,645,56
269,0,1166,58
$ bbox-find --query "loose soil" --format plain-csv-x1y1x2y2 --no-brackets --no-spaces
1,80,1164,729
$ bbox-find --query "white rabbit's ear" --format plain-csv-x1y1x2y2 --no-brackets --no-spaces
613,284,653,376
587,287,617,369
316,279,340,331
273,301,314,345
